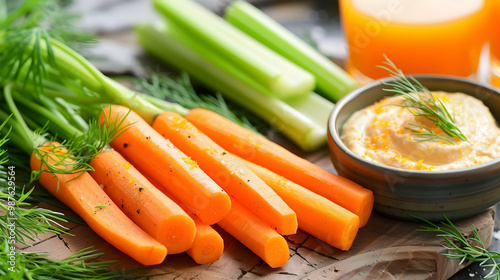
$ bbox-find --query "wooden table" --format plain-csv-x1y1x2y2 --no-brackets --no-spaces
19,145,497,279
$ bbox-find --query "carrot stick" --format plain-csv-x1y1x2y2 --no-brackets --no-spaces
152,111,297,235
89,149,196,254
30,143,167,265
100,105,231,225
186,108,374,227
186,216,224,264
240,157,359,251
186,214,224,264
155,185,224,264
218,197,289,268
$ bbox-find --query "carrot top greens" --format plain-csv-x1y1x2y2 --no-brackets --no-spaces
0,1,166,278
0,0,94,92
2,79,130,180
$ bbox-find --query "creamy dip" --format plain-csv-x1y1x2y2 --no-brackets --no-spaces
341,92,500,171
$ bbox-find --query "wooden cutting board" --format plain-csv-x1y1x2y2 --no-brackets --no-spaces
18,147,497,280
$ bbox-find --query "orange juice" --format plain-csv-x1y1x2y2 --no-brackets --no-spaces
489,0,500,87
339,0,488,82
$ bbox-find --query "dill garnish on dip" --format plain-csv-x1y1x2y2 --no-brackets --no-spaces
341,59,500,171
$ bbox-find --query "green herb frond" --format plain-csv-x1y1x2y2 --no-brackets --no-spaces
3,0,94,47
0,115,12,165
416,216,500,279
0,27,55,92
405,123,455,145
378,55,468,143
0,188,69,246
22,0,95,51
30,108,131,183
1,244,167,280
131,73,268,132
0,119,68,245
0,0,95,92
65,105,130,164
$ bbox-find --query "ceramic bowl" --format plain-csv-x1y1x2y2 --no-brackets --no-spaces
327,75,500,221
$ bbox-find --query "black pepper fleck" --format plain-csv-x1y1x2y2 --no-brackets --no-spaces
123,143,128,148
137,209,140,214
139,187,144,192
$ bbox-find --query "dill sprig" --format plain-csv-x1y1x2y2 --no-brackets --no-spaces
1,246,115,280
0,0,94,91
378,56,468,143
0,114,11,164
405,123,455,145
30,108,131,185
0,188,68,246
1,244,168,280
130,73,268,133
0,27,54,92
417,216,500,279
0,116,67,245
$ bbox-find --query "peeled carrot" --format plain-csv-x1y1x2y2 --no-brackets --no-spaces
153,111,297,235
89,149,196,254
155,185,224,264
218,197,289,268
240,157,359,251
30,143,167,265
100,105,231,225
187,214,224,264
186,108,374,227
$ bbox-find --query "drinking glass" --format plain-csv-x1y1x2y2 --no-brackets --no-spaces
339,0,489,83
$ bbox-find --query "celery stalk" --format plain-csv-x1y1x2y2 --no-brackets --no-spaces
135,21,333,151
225,0,358,102
152,0,315,100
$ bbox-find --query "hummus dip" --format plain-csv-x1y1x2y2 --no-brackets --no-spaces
341,91,500,171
